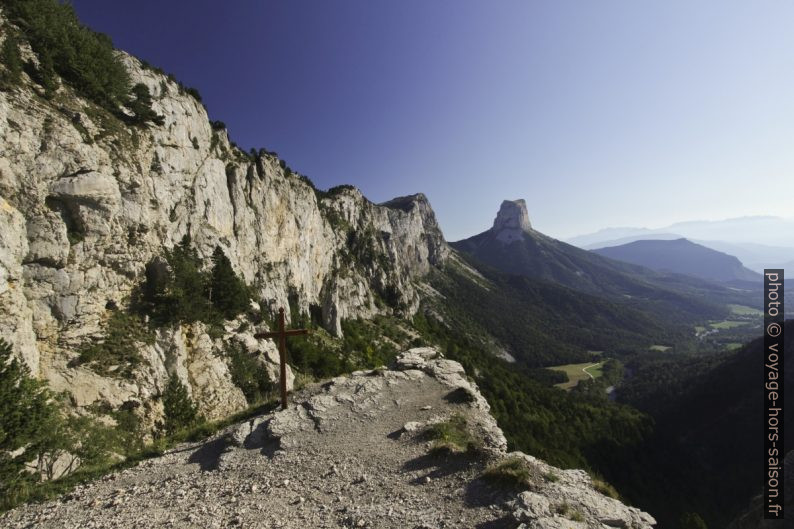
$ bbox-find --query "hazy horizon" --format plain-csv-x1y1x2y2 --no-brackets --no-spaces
71,1,794,241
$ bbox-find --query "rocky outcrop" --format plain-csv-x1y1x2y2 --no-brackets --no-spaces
1,349,655,529
0,21,447,426
492,199,532,243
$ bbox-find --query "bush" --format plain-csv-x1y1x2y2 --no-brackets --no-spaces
0,339,59,507
591,476,620,499
425,414,479,455
74,311,153,378
184,86,202,103
162,375,199,435
1,339,127,509
481,456,535,489
125,83,164,126
0,33,23,87
226,343,273,405
556,502,584,521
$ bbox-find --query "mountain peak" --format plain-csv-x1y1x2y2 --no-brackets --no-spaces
492,199,532,242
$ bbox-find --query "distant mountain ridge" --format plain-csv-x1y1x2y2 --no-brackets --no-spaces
592,238,762,284
568,216,794,248
451,200,755,326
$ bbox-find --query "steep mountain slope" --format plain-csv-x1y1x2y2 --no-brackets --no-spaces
421,252,682,367
451,200,753,325
610,320,794,528
592,238,762,284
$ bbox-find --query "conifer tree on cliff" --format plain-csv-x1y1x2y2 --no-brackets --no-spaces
209,246,250,319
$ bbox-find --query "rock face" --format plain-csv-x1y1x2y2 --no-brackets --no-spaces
0,349,655,529
0,23,447,427
492,199,532,243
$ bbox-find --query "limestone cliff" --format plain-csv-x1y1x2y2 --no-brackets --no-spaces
0,28,447,424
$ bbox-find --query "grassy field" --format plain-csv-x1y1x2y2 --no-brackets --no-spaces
728,304,763,316
709,320,750,330
725,342,744,351
649,345,672,352
583,362,604,378
549,361,606,390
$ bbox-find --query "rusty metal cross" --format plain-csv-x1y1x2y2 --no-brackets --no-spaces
254,307,309,410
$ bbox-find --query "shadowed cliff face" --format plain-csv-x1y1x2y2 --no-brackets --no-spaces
0,31,447,425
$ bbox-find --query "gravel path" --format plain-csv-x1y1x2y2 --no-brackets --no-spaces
2,351,515,529
2,348,656,529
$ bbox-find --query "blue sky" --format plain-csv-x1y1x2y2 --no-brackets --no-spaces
71,1,794,241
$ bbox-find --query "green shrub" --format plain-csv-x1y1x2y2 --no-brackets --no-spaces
183,86,202,103
74,311,153,378
481,456,535,489
0,33,23,87
226,343,273,405
591,476,620,499
125,83,164,126
162,374,199,435
425,414,478,455
556,502,584,521
1,339,128,510
0,338,59,507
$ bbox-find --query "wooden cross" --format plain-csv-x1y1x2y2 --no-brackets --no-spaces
254,307,309,410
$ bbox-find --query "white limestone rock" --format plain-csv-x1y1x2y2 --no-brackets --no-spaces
0,45,447,430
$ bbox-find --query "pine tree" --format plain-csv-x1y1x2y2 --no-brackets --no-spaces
126,83,164,126
0,339,58,506
209,246,250,319
0,34,23,86
162,374,198,435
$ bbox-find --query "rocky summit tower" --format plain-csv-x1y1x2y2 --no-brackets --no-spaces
492,199,532,243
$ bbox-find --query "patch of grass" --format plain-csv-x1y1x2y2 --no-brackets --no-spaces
543,471,559,483
583,362,604,379
481,455,535,489
548,361,605,391
649,344,672,352
425,414,478,455
592,477,620,499
555,501,584,521
728,304,763,316
725,342,744,351
709,320,749,330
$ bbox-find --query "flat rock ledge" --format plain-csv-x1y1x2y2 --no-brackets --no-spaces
2,348,655,529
